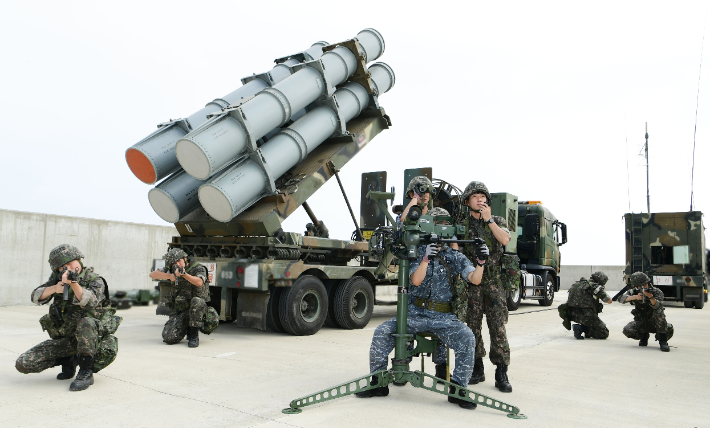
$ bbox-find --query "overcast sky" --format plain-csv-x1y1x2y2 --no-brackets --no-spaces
1,1,708,266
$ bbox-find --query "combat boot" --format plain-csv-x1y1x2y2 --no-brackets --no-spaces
639,332,649,346
468,357,485,384
56,355,78,380
355,375,389,398
448,381,476,410
435,363,450,385
582,325,591,339
657,333,670,352
69,355,94,391
187,327,199,348
572,324,584,340
495,363,513,393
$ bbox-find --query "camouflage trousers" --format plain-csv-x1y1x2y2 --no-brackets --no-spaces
622,307,674,340
465,280,510,365
568,307,609,339
16,317,118,374
162,297,219,344
368,305,475,386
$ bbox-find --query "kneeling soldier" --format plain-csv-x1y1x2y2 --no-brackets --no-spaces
16,244,121,391
558,272,612,339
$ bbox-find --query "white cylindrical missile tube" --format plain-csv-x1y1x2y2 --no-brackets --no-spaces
148,170,210,223
197,161,268,223
198,62,395,222
125,42,327,185
175,29,385,182
356,28,385,62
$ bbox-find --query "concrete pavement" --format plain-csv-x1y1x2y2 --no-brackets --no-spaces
1,292,707,428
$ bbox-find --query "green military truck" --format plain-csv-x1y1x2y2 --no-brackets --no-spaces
487,195,567,310
623,211,708,309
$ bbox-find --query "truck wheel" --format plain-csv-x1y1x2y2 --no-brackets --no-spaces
507,286,522,311
266,287,286,333
684,301,694,309
538,272,555,306
324,279,342,328
695,298,705,309
334,276,374,329
278,275,327,336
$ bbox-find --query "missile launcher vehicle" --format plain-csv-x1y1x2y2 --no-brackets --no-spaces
126,29,397,335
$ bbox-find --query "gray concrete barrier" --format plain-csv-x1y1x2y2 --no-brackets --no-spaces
559,265,626,290
0,209,176,306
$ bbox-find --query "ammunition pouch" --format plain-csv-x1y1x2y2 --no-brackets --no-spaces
596,301,603,314
39,313,63,340
200,306,219,335
98,307,122,335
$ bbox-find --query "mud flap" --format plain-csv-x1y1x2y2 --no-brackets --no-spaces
236,291,269,331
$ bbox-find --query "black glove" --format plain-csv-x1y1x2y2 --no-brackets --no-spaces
475,243,489,263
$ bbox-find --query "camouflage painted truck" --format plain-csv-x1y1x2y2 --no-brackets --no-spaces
123,29,399,335
623,211,708,309
487,196,568,310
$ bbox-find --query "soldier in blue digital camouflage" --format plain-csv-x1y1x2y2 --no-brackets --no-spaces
558,272,612,339
356,205,489,410
16,244,122,391
618,272,673,352
149,248,218,347
459,181,514,392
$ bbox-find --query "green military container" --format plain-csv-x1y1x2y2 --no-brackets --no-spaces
624,211,708,309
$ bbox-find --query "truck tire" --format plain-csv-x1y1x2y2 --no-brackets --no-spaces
324,279,342,328
684,301,694,308
266,287,286,333
538,272,555,306
278,275,327,336
506,286,522,311
695,298,705,309
334,276,374,329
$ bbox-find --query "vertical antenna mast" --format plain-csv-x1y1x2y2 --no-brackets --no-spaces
645,122,650,213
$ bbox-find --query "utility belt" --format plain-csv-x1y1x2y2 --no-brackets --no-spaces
413,298,452,314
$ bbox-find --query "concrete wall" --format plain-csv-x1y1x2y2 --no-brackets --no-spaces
559,265,626,290
0,209,177,307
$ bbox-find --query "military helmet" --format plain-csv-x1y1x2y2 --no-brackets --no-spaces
406,176,433,197
429,207,450,218
48,244,84,271
462,181,491,203
590,271,608,286
164,248,188,266
629,272,650,287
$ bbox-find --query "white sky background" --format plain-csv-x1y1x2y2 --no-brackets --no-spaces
1,0,708,266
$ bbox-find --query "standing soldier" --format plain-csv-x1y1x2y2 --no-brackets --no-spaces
150,248,218,347
618,272,673,352
460,181,513,393
558,272,612,339
16,244,121,391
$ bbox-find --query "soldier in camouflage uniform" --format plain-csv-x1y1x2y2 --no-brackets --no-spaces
356,210,489,409
399,175,433,223
16,244,121,391
149,248,218,348
459,181,514,393
558,272,612,339
618,272,673,352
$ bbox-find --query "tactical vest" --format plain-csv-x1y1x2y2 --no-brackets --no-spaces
51,267,108,318
463,215,506,286
173,262,210,304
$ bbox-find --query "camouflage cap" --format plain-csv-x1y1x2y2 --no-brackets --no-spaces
48,244,84,271
406,176,433,197
429,207,450,217
590,271,608,286
629,272,650,287
164,248,188,266
462,181,491,203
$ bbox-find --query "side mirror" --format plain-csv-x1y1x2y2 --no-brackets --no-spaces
560,223,568,246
